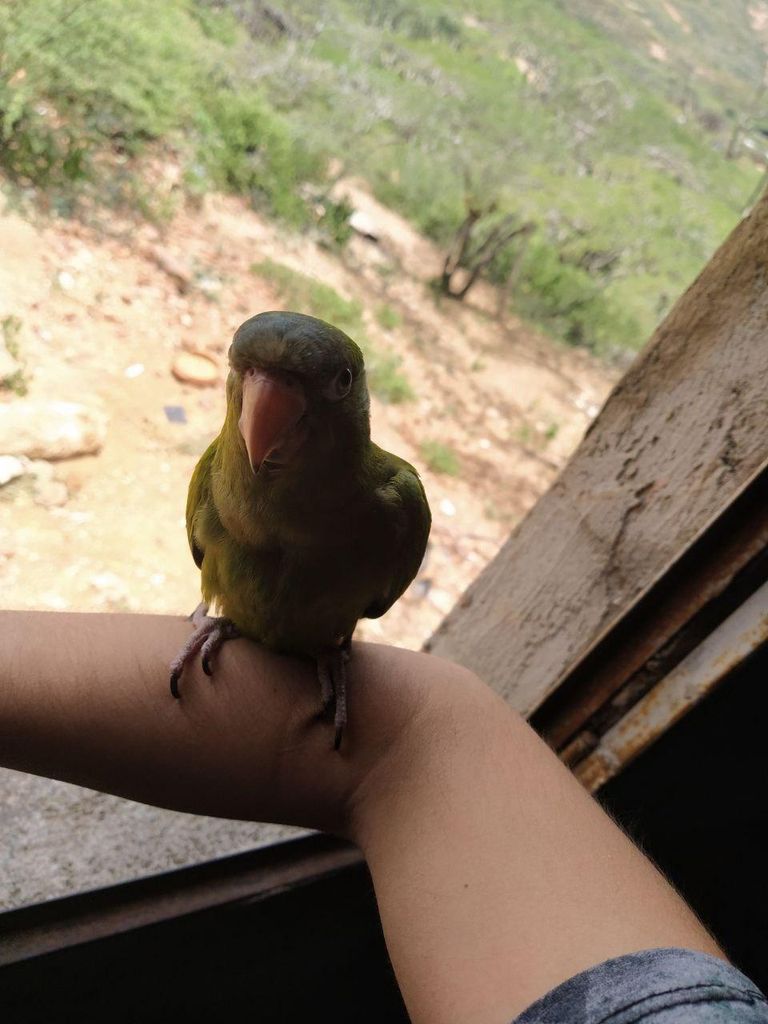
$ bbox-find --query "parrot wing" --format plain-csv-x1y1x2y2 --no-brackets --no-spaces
186,437,218,569
363,460,431,620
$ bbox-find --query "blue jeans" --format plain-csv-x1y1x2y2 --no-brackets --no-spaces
513,949,767,1023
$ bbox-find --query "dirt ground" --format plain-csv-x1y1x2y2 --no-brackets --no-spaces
0,175,617,651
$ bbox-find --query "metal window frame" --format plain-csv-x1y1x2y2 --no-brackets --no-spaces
0,833,361,967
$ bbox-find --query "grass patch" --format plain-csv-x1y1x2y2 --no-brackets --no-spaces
375,304,402,330
419,440,460,475
366,352,414,404
251,259,364,335
251,259,414,403
1,315,28,396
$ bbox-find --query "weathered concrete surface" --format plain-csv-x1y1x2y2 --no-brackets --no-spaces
428,191,768,716
0,769,303,910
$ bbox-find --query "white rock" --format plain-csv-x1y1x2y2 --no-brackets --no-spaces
124,363,145,379
51,509,92,524
428,587,455,614
349,209,380,240
90,571,126,594
439,497,457,517
57,270,76,291
0,455,25,486
72,247,94,268
198,276,221,295
0,400,108,459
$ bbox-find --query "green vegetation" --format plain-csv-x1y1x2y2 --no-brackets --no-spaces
514,418,560,449
252,259,364,335
419,440,460,476
0,0,762,359
375,304,402,330
0,0,321,222
251,260,414,403
367,353,414,404
316,195,355,248
1,315,27,396
232,0,761,357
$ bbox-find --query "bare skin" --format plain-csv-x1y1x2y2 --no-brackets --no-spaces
0,611,723,1024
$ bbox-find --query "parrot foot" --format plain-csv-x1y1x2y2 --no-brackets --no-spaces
170,604,241,698
317,639,351,751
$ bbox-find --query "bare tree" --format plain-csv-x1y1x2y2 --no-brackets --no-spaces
439,200,535,301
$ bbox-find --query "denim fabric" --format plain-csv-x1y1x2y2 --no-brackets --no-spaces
513,948,768,1024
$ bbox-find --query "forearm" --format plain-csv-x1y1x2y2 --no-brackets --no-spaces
352,673,723,1023
0,611,722,1024
0,610,375,832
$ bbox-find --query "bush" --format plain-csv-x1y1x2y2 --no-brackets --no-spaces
0,0,321,220
195,90,320,224
316,195,355,247
513,240,642,356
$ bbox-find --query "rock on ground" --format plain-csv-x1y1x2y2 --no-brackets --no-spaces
0,454,25,486
0,400,108,459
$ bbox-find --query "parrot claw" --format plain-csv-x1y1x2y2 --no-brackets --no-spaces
170,607,240,697
318,659,335,714
333,655,348,751
317,639,350,751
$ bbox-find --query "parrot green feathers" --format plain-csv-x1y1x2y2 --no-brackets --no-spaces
172,310,431,746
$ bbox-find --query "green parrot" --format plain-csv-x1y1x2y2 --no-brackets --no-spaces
170,310,431,748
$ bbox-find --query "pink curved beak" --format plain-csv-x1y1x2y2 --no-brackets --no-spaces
239,369,307,473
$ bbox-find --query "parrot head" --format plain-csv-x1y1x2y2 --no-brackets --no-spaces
227,310,370,475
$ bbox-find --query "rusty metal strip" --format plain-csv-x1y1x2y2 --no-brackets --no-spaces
0,833,362,966
575,580,768,792
531,455,768,752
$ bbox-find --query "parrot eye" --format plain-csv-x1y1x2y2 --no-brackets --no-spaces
326,366,353,401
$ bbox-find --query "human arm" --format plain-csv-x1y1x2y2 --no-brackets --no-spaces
0,610,724,1023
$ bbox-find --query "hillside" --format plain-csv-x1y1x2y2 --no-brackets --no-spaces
1,0,763,358
0,177,614,653
231,0,764,354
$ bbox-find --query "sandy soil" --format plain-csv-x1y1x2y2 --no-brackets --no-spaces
0,175,618,651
